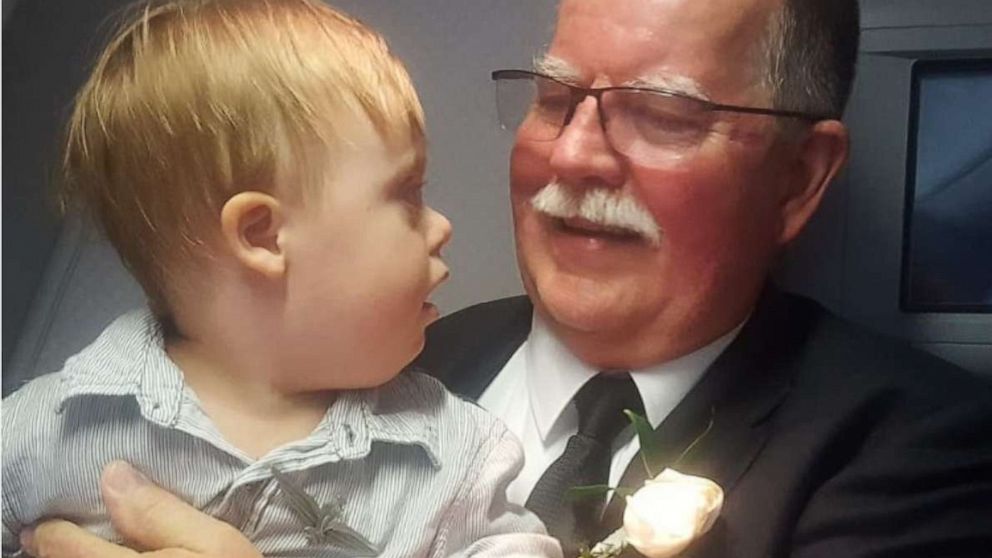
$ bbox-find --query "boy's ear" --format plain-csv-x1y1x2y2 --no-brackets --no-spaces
220,192,287,279
778,119,849,245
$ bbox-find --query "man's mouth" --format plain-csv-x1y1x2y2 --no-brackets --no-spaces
553,216,645,243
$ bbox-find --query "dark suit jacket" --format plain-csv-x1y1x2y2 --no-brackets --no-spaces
413,287,992,558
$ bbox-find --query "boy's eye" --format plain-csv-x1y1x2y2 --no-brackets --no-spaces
397,181,426,223
407,185,424,204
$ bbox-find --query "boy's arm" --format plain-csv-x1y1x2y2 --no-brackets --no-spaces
3,442,19,555
3,394,29,556
430,421,563,558
2,492,20,556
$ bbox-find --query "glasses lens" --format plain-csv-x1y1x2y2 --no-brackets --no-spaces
495,73,570,141
603,89,713,164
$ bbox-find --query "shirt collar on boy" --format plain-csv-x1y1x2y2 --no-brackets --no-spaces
56,309,443,472
57,310,185,425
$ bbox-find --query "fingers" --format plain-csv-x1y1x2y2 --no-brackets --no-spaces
21,520,138,558
101,462,261,558
21,462,261,558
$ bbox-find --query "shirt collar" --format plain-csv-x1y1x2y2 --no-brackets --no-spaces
58,309,443,467
526,313,599,441
359,373,444,468
59,309,185,426
525,312,746,440
631,322,744,428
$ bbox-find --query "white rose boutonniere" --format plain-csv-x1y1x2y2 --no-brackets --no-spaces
575,410,723,558
622,468,724,558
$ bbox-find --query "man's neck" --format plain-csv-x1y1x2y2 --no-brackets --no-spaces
545,313,750,371
534,282,763,370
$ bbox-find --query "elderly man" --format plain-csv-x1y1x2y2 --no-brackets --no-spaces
21,0,992,557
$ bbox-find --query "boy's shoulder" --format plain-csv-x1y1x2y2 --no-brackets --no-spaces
2,372,70,437
3,309,159,454
377,370,505,427
370,371,513,466
2,371,81,512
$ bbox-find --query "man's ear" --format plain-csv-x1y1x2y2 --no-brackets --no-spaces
220,191,287,279
778,119,849,245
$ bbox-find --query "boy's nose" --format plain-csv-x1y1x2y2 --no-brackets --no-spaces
426,206,452,255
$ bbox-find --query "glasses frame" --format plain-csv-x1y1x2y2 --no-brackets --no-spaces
491,69,833,136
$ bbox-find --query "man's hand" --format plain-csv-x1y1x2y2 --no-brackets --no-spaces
20,461,261,558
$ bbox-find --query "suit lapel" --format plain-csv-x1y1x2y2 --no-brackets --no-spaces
418,296,534,400
420,289,818,555
599,286,814,538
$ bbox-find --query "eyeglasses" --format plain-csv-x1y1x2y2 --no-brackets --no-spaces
491,69,829,165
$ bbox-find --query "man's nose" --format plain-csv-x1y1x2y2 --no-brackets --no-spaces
549,96,624,188
426,206,452,256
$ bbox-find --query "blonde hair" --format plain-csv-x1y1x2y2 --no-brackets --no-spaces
62,0,425,315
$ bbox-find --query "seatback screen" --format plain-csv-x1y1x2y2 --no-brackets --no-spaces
902,59,992,312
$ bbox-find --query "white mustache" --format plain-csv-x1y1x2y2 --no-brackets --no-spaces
530,181,661,245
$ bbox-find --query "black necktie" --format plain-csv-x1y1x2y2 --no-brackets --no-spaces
525,373,645,554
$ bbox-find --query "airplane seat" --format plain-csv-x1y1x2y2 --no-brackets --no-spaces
4,214,145,395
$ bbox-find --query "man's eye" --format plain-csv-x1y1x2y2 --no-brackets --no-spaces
535,93,571,112
402,183,425,206
629,104,699,133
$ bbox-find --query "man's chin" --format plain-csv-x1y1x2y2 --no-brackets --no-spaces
530,275,643,336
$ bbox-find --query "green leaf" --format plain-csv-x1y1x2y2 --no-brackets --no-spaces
613,486,636,498
566,484,638,504
566,484,614,501
625,409,663,478
674,406,716,468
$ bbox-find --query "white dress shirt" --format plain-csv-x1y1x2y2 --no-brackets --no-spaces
478,313,744,507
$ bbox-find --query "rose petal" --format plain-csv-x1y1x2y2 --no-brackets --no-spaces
622,468,724,558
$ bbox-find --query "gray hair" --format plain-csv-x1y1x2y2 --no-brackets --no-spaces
762,0,860,119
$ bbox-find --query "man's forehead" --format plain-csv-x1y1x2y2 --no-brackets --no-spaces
555,0,780,26
548,0,779,96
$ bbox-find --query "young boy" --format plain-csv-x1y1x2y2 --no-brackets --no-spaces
1,1,561,556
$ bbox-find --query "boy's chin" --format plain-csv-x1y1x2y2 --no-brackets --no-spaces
422,302,440,323
293,332,428,392
360,348,426,389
